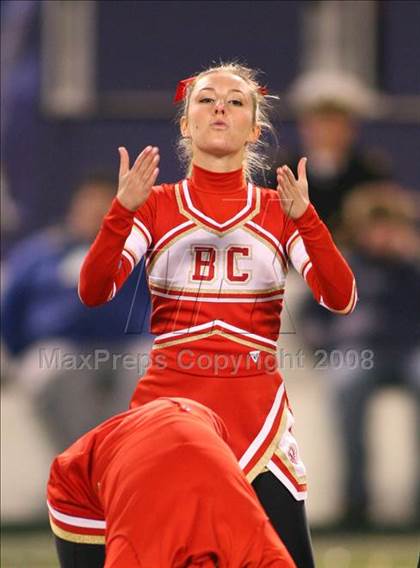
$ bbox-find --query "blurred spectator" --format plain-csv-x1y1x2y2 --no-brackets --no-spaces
262,71,392,233
1,173,152,451
299,182,420,528
1,167,20,237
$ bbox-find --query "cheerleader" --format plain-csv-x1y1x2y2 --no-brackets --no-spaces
47,397,295,567
80,63,357,567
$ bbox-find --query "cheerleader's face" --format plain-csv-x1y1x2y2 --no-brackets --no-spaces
180,72,260,162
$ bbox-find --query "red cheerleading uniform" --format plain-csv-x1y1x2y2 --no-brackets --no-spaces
47,397,295,567
79,165,357,500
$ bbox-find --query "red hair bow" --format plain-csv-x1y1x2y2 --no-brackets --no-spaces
174,76,268,103
173,76,197,103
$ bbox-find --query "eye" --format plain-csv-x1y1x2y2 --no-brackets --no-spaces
199,97,214,104
229,99,244,106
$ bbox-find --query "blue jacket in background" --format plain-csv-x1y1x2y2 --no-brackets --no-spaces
1,228,151,356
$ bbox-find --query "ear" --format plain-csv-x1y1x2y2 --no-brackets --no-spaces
180,115,190,138
247,124,261,144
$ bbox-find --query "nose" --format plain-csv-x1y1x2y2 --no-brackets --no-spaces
214,99,225,114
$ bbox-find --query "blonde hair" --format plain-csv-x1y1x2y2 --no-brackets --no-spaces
176,62,277,181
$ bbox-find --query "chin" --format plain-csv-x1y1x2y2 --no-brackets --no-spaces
199,141,238,158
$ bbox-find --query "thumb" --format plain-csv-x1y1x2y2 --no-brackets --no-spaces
297,157,307,181
118,146,129,177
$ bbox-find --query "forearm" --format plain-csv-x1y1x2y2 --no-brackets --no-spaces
79,198,136,307
293,205,357,314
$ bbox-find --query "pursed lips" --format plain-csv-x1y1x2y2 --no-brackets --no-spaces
210,121,228,129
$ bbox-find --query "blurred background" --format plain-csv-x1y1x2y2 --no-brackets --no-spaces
1,1,419,567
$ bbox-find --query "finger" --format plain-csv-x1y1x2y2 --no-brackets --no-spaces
277,169,293,193
277,174,295,196
132,145,153,170
277,168,290,190
138,152,160,183
134,147,159,178
297,157,307,181
150,167,159,185
276,173,287,193
282,165,297,186
118,147,130,177
143,167,159,190
276,173,285,192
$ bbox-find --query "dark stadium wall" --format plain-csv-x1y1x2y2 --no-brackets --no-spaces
2,0,419,245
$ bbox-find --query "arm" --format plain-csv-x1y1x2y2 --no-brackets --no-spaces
278,159,357,315
78,198,151,306
79,145,159,307
285,205,357,313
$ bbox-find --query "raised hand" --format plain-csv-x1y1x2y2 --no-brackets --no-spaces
116,146,160,211
277,157,310,219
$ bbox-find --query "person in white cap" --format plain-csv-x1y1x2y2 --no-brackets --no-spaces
263,70,392,233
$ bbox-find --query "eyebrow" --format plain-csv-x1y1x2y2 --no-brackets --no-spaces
198,87,245,95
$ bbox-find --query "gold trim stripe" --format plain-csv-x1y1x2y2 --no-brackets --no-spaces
153,328,277,354
131,223,150,247
242,224,288,274
133,218,152,246
149,283,284,297
325,278,357,315
245,398,287,483
49,518,105,545
286,231,300,257
300,258,311,277
147,225,199,272
123,246,139,266
272,446,307,484
176,184,261,237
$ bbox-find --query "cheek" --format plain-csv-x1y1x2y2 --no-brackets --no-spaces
188,106,206,130
238,114,255,138
188,119,203,136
